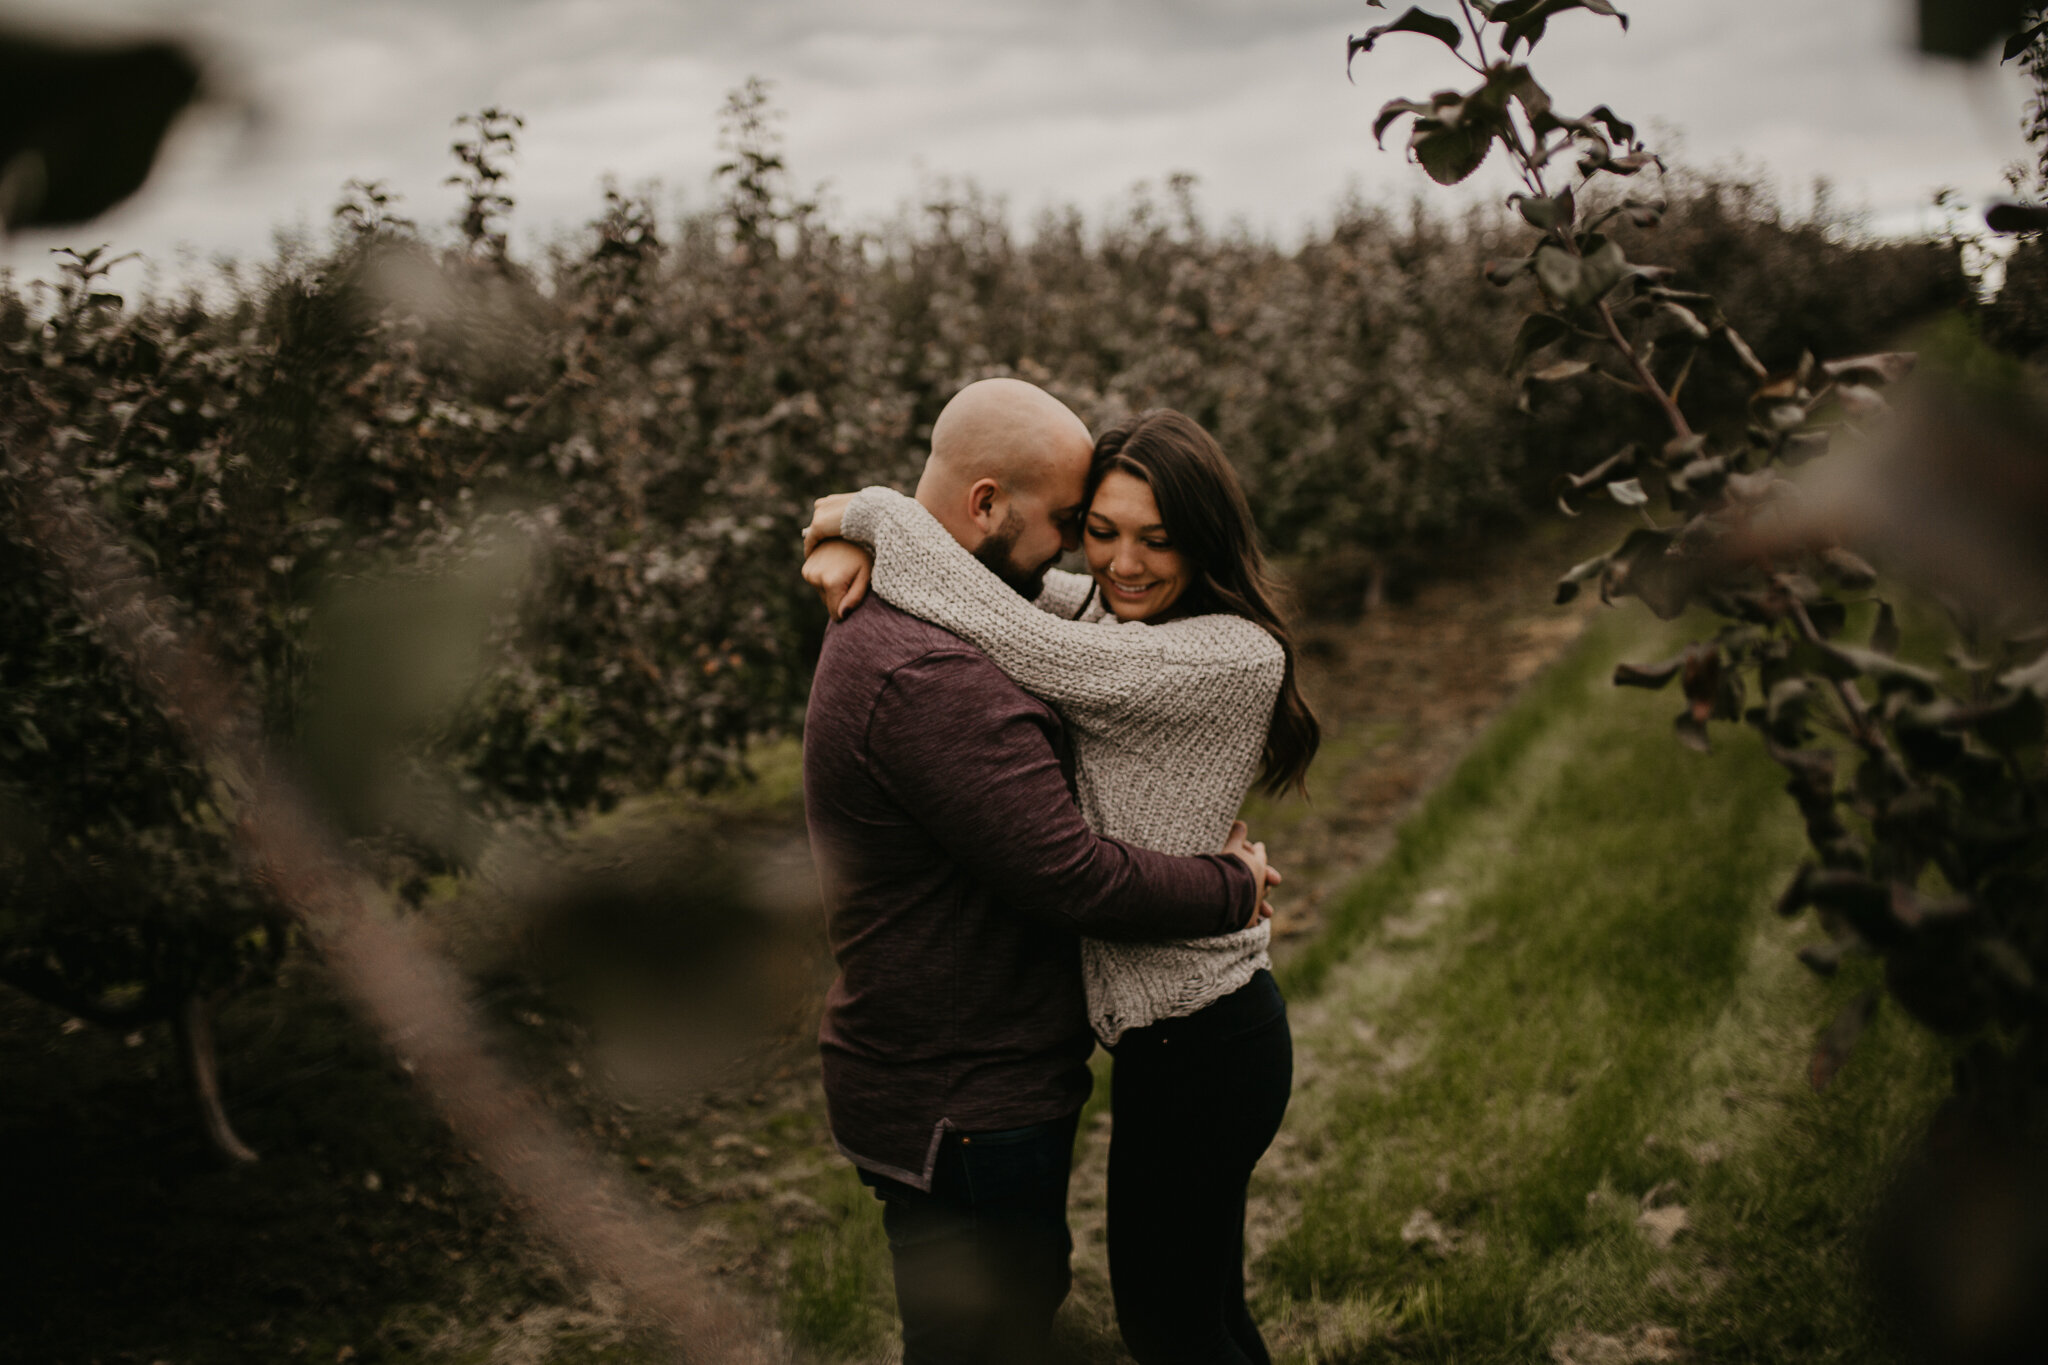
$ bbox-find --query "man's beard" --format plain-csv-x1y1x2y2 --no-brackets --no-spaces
973,509,1052,598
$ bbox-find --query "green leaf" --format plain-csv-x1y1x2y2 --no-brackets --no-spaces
1485,255,1536,287
1373,97,1436,145
1796,641,1941,696
1871,601,1901,656
1413,121,1496,186
1629,552,1694,620
1580,146,1663,179
1351,7,1465,58
1555,553,1607,604
1822,352,1916,386
1552,443,1635,513
1766,676,1812,729
1668,454,1729,502
1585,103,1636,145
1613,656,1682,689
1497,64,1553,125
1491,0,1628,53
1722,326,1768,379
2004,21,2048,61
1605,476,1647,506
1531,359,1592,384
1533,239,1628,310
1507,311,1569,373
1533,245,1583,304
1510,186,1575,230
1818,547,1877,591
1601,528,1691,618
1655,301,1709,340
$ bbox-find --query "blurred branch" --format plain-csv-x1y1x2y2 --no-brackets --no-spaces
173,994,258,1164
3,441,779,1362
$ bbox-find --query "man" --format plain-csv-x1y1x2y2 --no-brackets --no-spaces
801,378,1276,1365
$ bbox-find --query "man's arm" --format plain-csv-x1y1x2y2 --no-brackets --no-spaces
866,648,1260,941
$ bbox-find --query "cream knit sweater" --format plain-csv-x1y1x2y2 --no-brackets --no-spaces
841,486,1286,1045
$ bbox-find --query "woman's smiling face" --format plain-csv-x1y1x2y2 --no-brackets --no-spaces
1084,469,1192,622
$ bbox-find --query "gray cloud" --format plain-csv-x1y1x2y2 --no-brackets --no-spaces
2,0,2035,289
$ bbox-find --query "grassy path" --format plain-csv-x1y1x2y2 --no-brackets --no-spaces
775,602,1952,1364
0,551,1955,1364
1250,607,1949,1364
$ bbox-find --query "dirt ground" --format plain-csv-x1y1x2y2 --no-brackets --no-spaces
0,515,1615,1364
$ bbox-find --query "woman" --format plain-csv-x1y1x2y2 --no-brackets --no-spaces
805,408,1318,1365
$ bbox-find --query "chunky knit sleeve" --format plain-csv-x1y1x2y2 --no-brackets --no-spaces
841,486,1283,733
1033,568,1098,620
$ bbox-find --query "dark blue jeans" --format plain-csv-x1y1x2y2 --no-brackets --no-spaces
1107,969,1292,1365
859,1110,1081,1365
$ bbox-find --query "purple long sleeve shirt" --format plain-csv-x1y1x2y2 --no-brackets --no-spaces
804,598,1257,1188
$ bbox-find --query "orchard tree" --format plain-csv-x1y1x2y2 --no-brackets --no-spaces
1350,0,2048,1124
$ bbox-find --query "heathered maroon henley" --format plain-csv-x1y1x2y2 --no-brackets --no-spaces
804,597,1257,1188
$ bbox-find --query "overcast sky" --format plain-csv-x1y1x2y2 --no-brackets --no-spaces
3,0,2037,290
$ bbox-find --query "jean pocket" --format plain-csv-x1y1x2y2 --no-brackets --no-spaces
950,1121,1072,1210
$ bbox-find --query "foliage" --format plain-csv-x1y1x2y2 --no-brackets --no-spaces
1352,1,2048,1132
1,244,288,1034
0,74,1971,1141
446,108,523,262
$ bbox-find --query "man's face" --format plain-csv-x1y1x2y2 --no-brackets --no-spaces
975,474,1086,598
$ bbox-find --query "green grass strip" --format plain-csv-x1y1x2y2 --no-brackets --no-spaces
1277,607,1626,1003
1257,607,1951,1364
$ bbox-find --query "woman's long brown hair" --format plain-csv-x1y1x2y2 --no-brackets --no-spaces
1084,409,1320,797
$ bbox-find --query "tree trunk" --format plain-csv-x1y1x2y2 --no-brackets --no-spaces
173,993,257,1164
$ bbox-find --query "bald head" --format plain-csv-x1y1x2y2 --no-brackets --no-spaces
911,379,1093,595
919,379,1092,503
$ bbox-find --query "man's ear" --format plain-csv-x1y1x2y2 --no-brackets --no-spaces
965,478,1003,535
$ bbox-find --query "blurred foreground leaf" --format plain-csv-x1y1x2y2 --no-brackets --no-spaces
0,30,203,231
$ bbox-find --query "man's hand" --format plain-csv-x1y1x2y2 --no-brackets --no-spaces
804,538,873,621
1221,819,1282,927
802,492,855,556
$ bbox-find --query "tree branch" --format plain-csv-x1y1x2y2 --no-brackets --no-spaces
1597,298,1692,439
1787,597,1899,766
174,993,259,1164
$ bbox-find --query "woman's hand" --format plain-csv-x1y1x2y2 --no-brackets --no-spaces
802,492,855,556
804,538,873,621
1221,820,1282,926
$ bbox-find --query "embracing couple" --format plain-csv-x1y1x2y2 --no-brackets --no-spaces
801,378,1319,1365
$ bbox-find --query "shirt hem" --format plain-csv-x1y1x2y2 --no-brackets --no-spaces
832,1118,954,1193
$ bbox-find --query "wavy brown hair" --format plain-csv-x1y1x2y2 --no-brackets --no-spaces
1083,409,1320,797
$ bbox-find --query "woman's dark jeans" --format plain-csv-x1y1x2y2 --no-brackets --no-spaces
859,1110,1081,1365
1107,968,1292,1365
